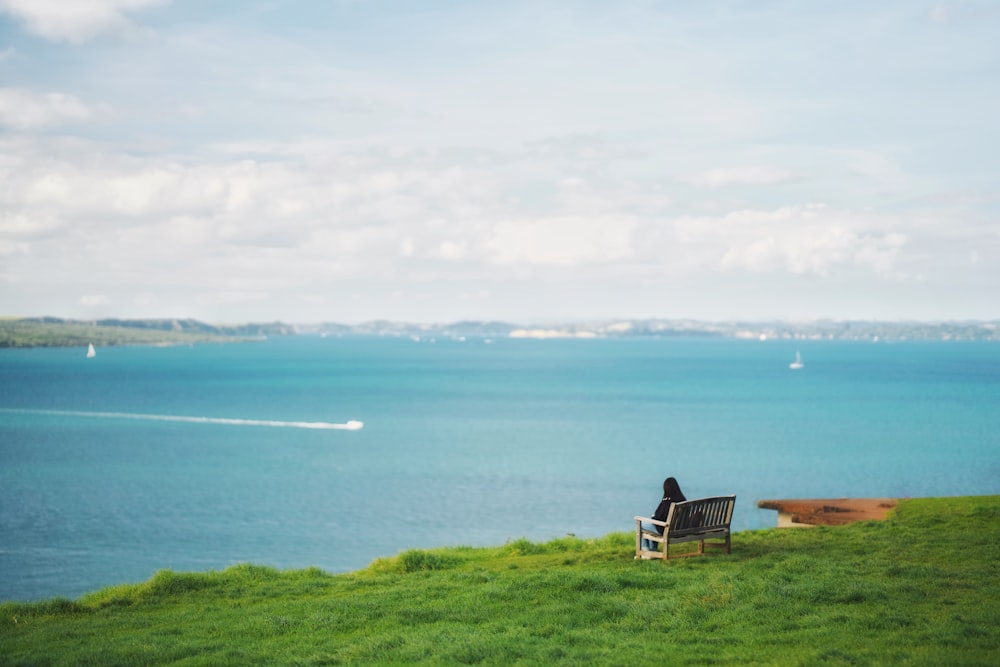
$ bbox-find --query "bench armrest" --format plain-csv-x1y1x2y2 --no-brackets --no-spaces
634,516,669,528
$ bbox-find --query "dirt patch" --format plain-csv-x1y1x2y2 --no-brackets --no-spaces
757,498,898,527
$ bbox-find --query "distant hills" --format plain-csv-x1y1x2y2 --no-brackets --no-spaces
1,316,998,348
0,317,257,348
301,318,1000,341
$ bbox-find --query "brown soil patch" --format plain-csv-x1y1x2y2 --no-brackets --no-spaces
757,498,898,527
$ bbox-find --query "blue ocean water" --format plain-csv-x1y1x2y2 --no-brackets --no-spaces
1,337,998,601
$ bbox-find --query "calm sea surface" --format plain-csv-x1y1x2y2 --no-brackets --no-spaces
2,337,998,601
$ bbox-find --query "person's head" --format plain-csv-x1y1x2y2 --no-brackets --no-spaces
663,477,685,502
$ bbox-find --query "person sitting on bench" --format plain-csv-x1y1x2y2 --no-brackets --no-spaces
642,476,686,552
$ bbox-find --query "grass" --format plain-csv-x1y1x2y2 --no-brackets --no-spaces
1,496,997,665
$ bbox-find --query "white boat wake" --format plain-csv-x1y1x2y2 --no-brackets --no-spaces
0,408,363,431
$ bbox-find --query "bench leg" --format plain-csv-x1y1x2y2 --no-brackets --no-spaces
636,520,666,560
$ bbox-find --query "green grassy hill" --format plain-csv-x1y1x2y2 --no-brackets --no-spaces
2,496,997,665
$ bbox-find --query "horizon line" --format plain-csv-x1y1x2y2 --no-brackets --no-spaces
4,315,999,326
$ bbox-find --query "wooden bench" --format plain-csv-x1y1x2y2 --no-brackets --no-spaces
634,495,736,560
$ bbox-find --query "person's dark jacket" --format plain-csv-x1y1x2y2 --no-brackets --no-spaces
650,477,686,534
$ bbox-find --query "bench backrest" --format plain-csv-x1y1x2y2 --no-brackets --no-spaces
665,495,736,538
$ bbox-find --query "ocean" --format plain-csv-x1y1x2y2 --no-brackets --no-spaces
1,336,998,601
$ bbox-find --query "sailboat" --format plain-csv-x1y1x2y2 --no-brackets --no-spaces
789,351,803,370
86,343,96,358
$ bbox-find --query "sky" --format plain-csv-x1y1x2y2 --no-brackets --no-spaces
0,1,997,324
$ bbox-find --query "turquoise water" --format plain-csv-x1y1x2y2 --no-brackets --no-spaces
2,337,998,601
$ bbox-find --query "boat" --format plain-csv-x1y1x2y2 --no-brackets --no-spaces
789,351,803,370
86,343,96,358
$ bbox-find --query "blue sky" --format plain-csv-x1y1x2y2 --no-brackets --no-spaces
1,1,997,323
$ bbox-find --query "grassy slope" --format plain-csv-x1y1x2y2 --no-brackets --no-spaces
1,497,997,666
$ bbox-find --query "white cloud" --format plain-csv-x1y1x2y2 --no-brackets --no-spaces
3,152,299,222
0,0,167,43
0,239,29,256
197,291,267,306
0,88,108,130
435,240,468,261
837,149,906,192
686,166,794,188
0,211,63,237
929,4,949,24
487,216,636,266
178,103,202,118
0,138,501,294
672,204,908,277
79,294,110,306
0,123,994,321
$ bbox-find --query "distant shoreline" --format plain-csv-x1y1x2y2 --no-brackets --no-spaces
2,316,999,348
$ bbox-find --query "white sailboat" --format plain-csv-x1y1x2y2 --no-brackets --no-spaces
789,351,803,370
86,343,96,358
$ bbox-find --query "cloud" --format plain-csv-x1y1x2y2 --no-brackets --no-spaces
0,238,29,256
686,166,794,188
671,204,908,277
487,216,636,266
0,0,167,43
524,134,647,165
197,291,267,306
929,4,949,24
0,138,502,295
837,149,907,193
0,210,63,238
0,136,938,292
435,240,468,261
79,294,110,307
1,149,296,222
0,88,109,130
1,128,993,322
